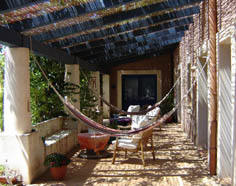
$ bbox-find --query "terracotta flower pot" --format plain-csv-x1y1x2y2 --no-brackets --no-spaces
50,165,67,180
0,176,17,184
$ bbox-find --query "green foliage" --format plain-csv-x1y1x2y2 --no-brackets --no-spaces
30,55,68,124
44,153,71,168
0,50,4,131
0,50,101,128
30,55,101,124
0,165,4,175
160,92,174,116
79,69,102,122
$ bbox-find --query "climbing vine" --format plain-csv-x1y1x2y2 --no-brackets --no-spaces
30,55,67,124
30,55,101,124
79,69,102,122
0,51,100,127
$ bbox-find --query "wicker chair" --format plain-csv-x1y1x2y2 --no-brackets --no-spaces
111,127,155,166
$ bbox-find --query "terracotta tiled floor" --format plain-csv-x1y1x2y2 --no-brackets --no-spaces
30,123,229,186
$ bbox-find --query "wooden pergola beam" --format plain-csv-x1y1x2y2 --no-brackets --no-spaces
0,26,99,71
0,0,48,13
209,0,217,175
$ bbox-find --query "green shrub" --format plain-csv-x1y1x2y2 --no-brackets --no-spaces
30,55,68,124
44,153,71,168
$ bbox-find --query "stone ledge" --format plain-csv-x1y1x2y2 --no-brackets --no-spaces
44,129,77,156
44,130,72,146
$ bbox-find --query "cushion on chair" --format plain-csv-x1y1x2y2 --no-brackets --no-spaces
111,138,133,145
131,115,148,130
147,107,160,117
117,142,138,150
112,138,138,149
127,105,140,118
146,107,161,122
112,135,141,147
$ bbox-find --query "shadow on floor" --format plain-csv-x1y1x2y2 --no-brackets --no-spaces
31,123,227,186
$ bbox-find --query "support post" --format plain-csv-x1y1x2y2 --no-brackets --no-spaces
102,74,110,119
4,47,32,134
208,0,217,175
0,47,45,184
64,64,85,132
232,25,236,186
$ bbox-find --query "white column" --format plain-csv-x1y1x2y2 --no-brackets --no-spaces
231,27,236,186
102,74,110,118
0,47,44,184
64,64,84,131
90,71,102,123
90,71,100,107
4,47,32,134
65,64,80,109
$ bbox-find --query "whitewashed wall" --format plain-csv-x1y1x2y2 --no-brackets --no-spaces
217,39,232,178
196,57,208,149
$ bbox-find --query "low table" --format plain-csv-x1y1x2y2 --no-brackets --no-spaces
78,133,110,158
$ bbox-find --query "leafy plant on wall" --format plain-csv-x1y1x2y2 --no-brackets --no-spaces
0,51,102,128
30,55,68,124
79,69,102,122
30,55,102,124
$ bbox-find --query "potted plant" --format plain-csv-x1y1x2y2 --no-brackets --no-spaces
44,153,71,180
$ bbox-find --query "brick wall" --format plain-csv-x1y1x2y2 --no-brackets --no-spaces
173,0,236,138
109,54,172,110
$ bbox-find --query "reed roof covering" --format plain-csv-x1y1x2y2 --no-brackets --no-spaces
0,0,203,71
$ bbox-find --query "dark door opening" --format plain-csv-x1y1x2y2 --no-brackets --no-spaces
122,75,157,111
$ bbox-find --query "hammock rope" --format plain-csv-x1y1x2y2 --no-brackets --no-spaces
31,54,173,136
31,42,208,136
81,69,181,115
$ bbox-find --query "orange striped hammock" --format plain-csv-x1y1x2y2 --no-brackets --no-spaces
83,70,180,116
60,88,177,136
33,55,176,136
52,84,176,136
62,57,206,136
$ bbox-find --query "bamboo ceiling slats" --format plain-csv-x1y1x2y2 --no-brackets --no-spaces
67,20,191,56
0,0,204,68
77,31,184,64
90,43,178,65
31,0,201,43
51,7,198,51
22,0,166,36
75,32,184,59
0,0,95,24
7,0,140,32
55,4,199,47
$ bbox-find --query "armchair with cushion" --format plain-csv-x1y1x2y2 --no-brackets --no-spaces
111,127,155,166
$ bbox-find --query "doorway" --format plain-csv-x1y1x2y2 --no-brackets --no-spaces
122,75,157,111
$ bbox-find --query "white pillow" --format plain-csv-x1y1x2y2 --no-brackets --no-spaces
147,107,160,117
127,105,140,118
132,115,148,130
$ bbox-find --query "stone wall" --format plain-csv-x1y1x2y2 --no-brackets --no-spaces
0,117,78,184
109,53,173,111
174,0,236,137
173,0,236,181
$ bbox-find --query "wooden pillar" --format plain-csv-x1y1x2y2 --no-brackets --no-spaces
208,0,217,175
